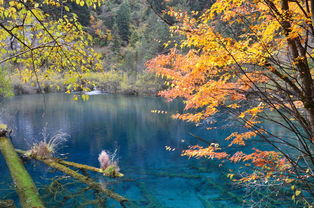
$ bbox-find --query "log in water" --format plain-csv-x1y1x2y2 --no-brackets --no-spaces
16,149,128,207
0,137,45,208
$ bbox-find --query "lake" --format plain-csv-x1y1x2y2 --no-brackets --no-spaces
0,93,269,208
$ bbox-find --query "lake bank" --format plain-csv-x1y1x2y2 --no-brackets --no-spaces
9,71,163,96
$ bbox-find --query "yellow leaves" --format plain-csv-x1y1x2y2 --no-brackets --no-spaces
81,94,89,101
73,95,79,101
165,146,176,151
64,6,70,12
0,124,7,129
291,187,302,201
260,21,281,43
227,103,240,109
227,173,234,180
295,190,301,196
147,0,314,189
239,105,264,119
0,0,104,94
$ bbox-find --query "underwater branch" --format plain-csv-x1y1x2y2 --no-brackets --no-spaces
16,149,128,207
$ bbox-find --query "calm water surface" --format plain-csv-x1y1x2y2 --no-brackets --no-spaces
0,94,261,207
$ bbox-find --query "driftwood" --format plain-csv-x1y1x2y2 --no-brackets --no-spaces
16,149,128,207
0,137,45,208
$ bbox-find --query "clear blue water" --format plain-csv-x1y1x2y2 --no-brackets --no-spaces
0,93,282,208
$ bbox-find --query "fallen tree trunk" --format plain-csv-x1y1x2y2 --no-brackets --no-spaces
15,149,123,177
56,159,124,177
0,137,45,208
16,149,128,207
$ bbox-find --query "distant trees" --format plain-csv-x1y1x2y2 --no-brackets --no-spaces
116,1,130,43
0,0,104,93
147,0,314,206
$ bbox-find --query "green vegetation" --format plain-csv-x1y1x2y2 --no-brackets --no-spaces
10,71,163,95
0,0,213,97
0,67,13,97
0,136,44,208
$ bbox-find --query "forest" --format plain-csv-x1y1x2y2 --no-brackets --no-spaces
0,0,313,207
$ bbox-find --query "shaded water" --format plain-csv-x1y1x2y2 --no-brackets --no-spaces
0,94,280,207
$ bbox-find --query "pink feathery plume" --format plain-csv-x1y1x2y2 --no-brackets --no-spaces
98,150,110,169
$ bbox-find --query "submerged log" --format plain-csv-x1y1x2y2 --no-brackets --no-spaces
137,182,165,208
56,159,124,177
15,149,124,177
0,137,45,208
197,194,215,208
16,149,128,207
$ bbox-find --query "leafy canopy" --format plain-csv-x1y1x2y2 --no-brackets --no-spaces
147,0,314,201
0,0,105,93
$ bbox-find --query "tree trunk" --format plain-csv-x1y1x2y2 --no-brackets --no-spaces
0,137,45,208
16,150,128,207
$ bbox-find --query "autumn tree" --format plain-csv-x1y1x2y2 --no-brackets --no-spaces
0,0,104,93
147,0,314,205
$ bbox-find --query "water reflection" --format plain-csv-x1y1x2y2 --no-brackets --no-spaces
0,94,245,208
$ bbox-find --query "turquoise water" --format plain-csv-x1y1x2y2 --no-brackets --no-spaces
0,93,278,207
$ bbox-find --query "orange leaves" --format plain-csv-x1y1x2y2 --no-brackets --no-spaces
240,148,289,171
146,0,310,186
230,151,246,163
225,131,258,146
172,112,205,123
227,103,240,109
229,149,291,182
239,105,264,118
182,144,229,160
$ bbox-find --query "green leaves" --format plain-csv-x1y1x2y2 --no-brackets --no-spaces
64,6,70,12
291,186,302,203
0,0,104,94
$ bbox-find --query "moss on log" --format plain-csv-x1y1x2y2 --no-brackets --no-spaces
0,137,45,208
56,159,124,177
16,149,128,207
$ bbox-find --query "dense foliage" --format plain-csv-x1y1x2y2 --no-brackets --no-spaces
147,0,314,206
0,0,104,95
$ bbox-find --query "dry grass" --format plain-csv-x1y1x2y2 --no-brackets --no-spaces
26,129,68,159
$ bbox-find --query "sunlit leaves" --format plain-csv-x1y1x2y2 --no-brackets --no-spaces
182,144,229,160
0,0,105,93
147,0,314,189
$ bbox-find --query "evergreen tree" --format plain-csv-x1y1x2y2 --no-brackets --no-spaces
116,1,131,44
